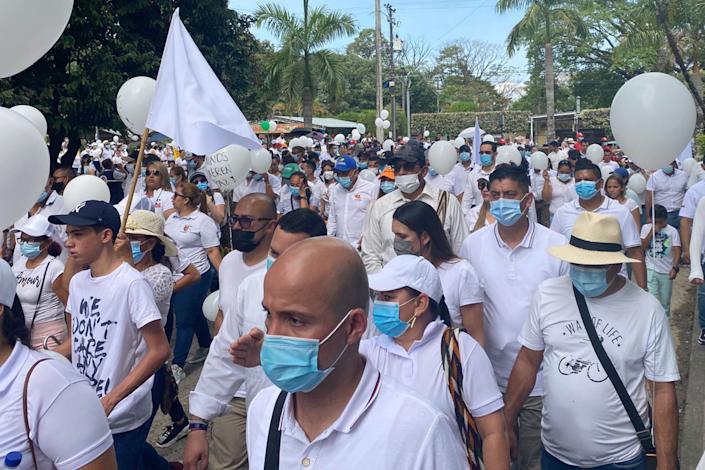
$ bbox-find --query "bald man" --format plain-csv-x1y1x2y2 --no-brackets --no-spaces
184,209,327,470
242,237,467,470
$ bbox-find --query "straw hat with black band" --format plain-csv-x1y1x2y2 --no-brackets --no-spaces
548,212,640,265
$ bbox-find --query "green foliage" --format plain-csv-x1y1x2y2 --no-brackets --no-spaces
448,102,478,113
411,111,531,136
696,134,705,156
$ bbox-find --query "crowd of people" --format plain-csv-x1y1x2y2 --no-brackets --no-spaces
0,129,700,470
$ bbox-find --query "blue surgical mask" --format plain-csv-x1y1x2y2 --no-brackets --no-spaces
557,173,572,183
266,255,275,271
196,182,209,191
575,180,598,200
335,176,353,189
428,167,439,177
372,297,418,338
460,152,471,162
662,166,674,175
36,191,49,204
480,154,493,167
20,241,42,260
130,240,145,263
570,265,611,298
187,160,196,170
490,195,526,226
380,181,396,194
169,177,176,186
358,162,368,170
253,173,264,182
260,311,351,393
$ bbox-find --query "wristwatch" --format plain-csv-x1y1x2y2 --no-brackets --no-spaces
188,420,208,432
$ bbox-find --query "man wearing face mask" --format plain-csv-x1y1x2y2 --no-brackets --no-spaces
451,144,474,200
230,237,466,470
184,209,327,470
462,141,497,221
232,170,280,204
550,159,646,288
328,156,377,249
361,141,468,273
645,160,687,229
505,212,679,469
460,164,569,470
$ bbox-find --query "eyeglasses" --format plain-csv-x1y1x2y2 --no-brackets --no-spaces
174,192,186,199
146,170,161,176
228,215,273,229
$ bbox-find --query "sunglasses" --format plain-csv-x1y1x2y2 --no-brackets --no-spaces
146,170,161,176
228,215,274,229
392,161,420,173
477,180,488,190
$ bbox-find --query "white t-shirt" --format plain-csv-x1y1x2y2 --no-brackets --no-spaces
645,169,688,212
66,262,162,433
599,160,619,172
519,276,679,467
360,321,503,423
141,263,174,325
436,259,482,328
218,251,266,316
12,256,65,327
247,362,467,470
144,189,175,220
165,211,220,275
640,224,681,273
0,344,113,470
617,197,639,213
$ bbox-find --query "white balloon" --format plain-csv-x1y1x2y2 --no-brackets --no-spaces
682,157,697,175
289,137,300,149
585,144,603,164
383,139,395,152
116,76,156,133
112,135,120,143
0,108,49,229
250,148,272,174
202,290,219,322
627,172,647,194
358,169,376,182
356,123,366,134
611,72,697,170
0,0,73,78
130,134,139,142
351,130,361,141
268,120,277,132
453,137,466,149
204,144,251,191
375,117,384,128
382,120,391,130
531,151,549,171
498,145,522,166
62,175,110,211
600,165,613,181
423,130,430,138
482,134,495,143
428,141,457,175
380,109,389,120
11,105,47,137
496,153,511,165
334,134,346,143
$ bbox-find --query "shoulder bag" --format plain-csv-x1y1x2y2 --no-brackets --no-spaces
28,261,51,333
263,391,287,470
436,190,449,227
23,358,50,470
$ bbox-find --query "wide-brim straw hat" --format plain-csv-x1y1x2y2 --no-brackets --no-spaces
548,212,640,265
125,210,178,256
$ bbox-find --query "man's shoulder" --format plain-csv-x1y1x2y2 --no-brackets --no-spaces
533,222,568,245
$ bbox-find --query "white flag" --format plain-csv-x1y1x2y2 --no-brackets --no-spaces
473,117,481,165
146,9,260,154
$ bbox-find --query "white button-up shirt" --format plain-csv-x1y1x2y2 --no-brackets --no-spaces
450,162,474,196
361,183,468,273
460,222,568,393
246,361,467,470
327,178,377,248
645,168,688,212
461,166,493,219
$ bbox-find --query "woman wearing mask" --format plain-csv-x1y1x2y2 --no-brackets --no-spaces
465,178,495,232
10,215,69,354
165,182,223,382
541,159,577,222
363,255,508,467
189,172,226,226
319,160,336,220
0,259,117,469
605,173,641,229
377,165,396,199
392,201,485,344
143,162,176,220
169,166,186,191
79,153,96,176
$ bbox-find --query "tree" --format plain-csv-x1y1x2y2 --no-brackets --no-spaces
255,0,356,127
497,0,587,139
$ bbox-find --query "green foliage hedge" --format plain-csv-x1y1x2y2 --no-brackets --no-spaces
411,111,531,136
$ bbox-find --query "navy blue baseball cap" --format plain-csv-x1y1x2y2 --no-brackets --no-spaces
49,200,121,235
334,155,357,172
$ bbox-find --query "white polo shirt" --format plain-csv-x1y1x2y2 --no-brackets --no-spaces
550,197,641,248
143,188,174,220
360,320,503,423
460,222,568,393
451,162,474,196
247,361,467,470
646,169,688,212
436,259,483,328
519,276,679,467
546,176,577,215
327,178,377,249
678,179,705,220
0,345,113,470
164,210,220,274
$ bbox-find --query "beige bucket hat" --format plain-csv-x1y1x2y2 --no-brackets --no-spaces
125,210,178,256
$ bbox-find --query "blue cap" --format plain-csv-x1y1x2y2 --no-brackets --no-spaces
49,200,121,236
4,451,22,468
614,168,629,179
334,155,357,172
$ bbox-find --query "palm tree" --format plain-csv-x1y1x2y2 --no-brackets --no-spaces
496,0,587,140
255,0,356,127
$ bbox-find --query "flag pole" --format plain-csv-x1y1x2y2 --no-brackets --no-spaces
120,127,150,231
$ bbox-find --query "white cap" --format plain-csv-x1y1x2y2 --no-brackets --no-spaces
482,134,495,143
0,259,16,307
367,255,443,303
10,214,56,238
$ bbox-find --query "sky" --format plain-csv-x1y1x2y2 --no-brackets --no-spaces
228,0,529,80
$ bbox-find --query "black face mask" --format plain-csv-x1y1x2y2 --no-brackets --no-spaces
51,181,65,193
232,229,262,253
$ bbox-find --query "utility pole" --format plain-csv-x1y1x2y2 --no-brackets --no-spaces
375,0,383,142
405,74,411,137
385,3,397,140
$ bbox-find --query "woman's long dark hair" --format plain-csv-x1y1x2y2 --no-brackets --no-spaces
393,200,457,266
1,295,29,346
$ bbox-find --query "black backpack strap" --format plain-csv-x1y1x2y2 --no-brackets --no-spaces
573,285,655,453
264,391,288,470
